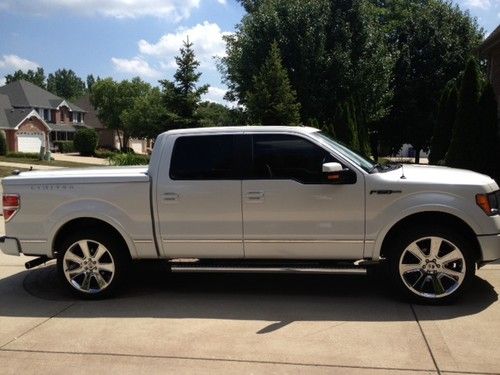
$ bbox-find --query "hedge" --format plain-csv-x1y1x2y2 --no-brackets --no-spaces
73,128,98,156
54,141,75,153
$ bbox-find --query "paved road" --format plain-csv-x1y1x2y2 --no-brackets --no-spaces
0,216,499,374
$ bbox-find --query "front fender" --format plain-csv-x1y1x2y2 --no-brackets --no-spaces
366,191,482,260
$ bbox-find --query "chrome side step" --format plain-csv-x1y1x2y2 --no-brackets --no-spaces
170,266,367,275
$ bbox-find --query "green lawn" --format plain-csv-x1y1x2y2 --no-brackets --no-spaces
0,166,29,178
0,156,97,168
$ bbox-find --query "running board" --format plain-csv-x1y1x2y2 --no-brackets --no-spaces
170,265,367,275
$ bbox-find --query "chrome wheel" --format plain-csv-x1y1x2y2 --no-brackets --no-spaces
62,239,115,294
398,236,466,299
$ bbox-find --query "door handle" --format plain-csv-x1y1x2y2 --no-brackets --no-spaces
245,191,264,201
162,192,179,201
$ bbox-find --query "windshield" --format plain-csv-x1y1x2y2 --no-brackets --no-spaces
312,131,377,173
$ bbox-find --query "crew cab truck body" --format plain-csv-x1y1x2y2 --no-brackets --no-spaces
1,126,499,303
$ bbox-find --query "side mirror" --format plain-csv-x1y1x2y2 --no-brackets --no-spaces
322,162,357,184
322,162,343,173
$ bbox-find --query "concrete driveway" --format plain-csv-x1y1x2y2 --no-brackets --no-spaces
0,219,499,374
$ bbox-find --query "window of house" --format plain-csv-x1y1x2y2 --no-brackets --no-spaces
170,135,238,180
248,134,336,184
60,110,65,122
43,109,49,120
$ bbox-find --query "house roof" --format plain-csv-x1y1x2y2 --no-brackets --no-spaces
72,95,105,129
48,123,89,131
0,80,86,112
0,94,12,129
0,108,49,130
479,25,500,55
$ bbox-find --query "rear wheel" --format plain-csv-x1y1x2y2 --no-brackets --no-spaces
387,227,475,304
57,230,129,299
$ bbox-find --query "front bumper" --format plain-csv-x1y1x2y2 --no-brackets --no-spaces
0,236,22,256
478,233,500,262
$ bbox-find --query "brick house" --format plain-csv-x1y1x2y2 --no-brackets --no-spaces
479,25,500,117
0,80,87,153
73,94,149,154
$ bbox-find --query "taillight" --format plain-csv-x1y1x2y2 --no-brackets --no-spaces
3,194,20,222
476,191,499,216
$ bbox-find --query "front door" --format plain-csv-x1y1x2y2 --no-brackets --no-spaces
157,134,244,258
242,133,365,259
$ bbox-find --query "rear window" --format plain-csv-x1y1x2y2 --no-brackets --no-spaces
169,135,239,180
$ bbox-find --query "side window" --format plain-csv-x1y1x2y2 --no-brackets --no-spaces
250,134,336,184
170,135,238,180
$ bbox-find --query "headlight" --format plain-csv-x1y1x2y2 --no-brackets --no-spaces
476,191,499,216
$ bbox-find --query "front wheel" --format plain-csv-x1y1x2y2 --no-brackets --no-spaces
57,230,129,299
388,227,475,304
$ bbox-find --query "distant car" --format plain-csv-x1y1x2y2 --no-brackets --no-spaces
1,126,499,303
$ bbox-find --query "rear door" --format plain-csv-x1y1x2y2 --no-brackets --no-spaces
156,134,244,258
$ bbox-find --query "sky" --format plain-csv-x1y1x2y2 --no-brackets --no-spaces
0,0,499,105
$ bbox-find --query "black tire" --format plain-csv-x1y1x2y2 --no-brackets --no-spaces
386,226,476,304
57,228,130,299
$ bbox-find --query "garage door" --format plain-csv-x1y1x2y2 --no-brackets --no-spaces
18,133,44,153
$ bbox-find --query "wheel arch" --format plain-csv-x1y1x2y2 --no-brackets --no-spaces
376,211,481,262
51,217,135,259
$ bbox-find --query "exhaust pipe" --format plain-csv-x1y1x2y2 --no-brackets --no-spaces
25,256,49,270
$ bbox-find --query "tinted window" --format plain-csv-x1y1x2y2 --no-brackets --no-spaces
170,135,238,180
249,134,336,184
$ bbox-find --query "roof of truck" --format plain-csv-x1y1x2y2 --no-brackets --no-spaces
164,126,320,135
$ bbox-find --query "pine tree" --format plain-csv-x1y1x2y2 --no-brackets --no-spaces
334,102,359,151
350,99,370,157
429,83,458,165
477,83,499,178
160,38,209,128
0,131,6,155
246,42,301,125
445,59,481,170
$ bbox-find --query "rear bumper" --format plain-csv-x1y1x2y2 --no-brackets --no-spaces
0,236,22,256
478,234,500,262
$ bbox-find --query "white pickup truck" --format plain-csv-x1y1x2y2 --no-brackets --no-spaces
1,126,499,303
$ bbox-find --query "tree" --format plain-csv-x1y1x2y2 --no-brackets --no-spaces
477,83,499,178
246,42,300,125
333,102,359,151
445,58,481,170
220,0,393,128
47,69,86,99
121,87,169,140
0,131,6,155
429,83,458,165
91,77,152,150
160,38,209,128
380,0,483,163
86,74,96,92
196,102,246,127
5,67,46,88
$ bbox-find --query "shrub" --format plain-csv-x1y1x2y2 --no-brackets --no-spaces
6,152,39,159
108,153,149,166
73,128,98,156
94,149,116,159
0,132,6,156
54,141,76,153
